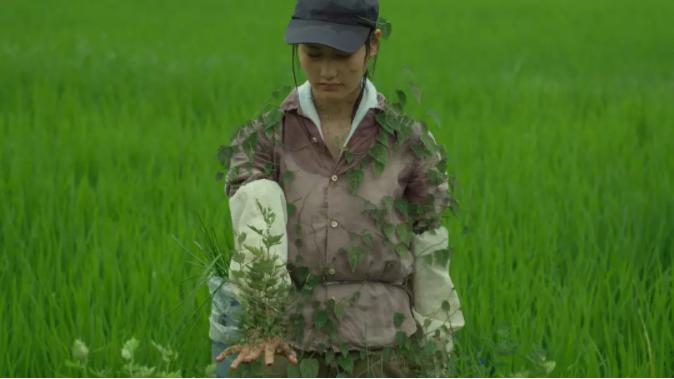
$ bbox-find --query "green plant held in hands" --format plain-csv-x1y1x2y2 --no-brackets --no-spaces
226,199,295,361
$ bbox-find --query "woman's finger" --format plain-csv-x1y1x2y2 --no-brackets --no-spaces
243,343,263,363
230,346,251,369
264,342,276,366
215,345,241,362
278,342,299,366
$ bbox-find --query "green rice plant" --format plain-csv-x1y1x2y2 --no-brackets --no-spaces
65,338,182,377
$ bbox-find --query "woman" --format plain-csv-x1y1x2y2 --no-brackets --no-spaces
211,0,465,376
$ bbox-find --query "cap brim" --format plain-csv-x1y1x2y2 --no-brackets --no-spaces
284,19,371,54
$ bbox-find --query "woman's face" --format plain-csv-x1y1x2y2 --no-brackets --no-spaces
298,30,380,104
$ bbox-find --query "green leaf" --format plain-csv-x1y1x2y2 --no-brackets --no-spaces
381,196,394,211
337,353,354,374
287,202,296,218
393,199,409,218
382,346,392,361
334,303,345,319
372,160,385,177
283,170,295,183
344,150,354,164
346,246,364,271
247,225,264,237
394,243,409,257
361,232,374,249
217,145,234,166
368,143,388,165
393,312,405,328
345,168,364,194
382,223,396,242
325,350,335,364
377,17,392,39
376,131,390,147
299,358,319,378
286,363,301,378
395,331,408,347
263,109,283,131
395,223,412,245
396,89,407,111
339,343,349,358
375,112,396,135
314,309,328,330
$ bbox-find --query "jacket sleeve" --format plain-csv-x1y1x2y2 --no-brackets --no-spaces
222,117,292,301
224,118,278,198
404,124,465,353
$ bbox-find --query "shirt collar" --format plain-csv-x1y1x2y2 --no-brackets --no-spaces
280,78,386,147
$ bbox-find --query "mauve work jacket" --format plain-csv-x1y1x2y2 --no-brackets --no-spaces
223,78,464,352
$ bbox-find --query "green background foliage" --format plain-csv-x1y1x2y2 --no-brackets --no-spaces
1,0,672,376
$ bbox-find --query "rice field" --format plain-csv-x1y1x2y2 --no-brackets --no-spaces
1,0,672,376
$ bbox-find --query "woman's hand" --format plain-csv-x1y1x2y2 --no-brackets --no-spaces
215,335,298,369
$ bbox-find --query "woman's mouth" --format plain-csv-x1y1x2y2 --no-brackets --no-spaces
319,83,342,91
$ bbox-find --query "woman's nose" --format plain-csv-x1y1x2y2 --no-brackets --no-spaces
319,59,338,79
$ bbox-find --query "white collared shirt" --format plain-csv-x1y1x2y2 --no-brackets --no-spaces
297,77,379,149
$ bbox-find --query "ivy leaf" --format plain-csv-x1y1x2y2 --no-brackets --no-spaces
372,160,385,177
263,109,283,131
346,246,364,271
410,141,427,159
395,223,413,245
283,170,295,183
337,354,354,374
377,17,392,40
287,363,301,378
393,312,405,328
344,150,354,164
420,128,437,149
295,266,309,286
381,196,394,211
375,112,396,135
382,346,392,361
395,331,408,347
339,343,349,358
287,202,296,218
334,303,345,319
394,243,409,257
361,232,374,249
396,89,407,111
382,223,396,243
394,199,409,218
368,143,388,165
314,309,328,330
299,358,319,378
216,145,234,166
376,130,390,147
345,168,364,194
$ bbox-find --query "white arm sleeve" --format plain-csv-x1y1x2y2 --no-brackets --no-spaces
227,179,292,299
412,226,465,353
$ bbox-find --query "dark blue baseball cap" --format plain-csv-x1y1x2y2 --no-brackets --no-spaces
284,0,379,54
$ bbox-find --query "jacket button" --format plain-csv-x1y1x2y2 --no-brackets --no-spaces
330,220,339,228
327,268,336,275
330,174,338,182
311,136,319,143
